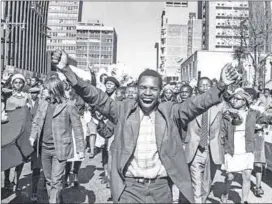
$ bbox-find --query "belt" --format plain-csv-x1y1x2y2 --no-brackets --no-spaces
198,145,208,152
126,177,168,185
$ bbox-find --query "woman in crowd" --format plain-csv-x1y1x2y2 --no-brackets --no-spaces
29,76,85,204
220,88,272,204
160,85,175,102
4,73,29,193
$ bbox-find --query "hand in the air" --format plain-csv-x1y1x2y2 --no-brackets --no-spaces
51,49,69,70
220,63,240,86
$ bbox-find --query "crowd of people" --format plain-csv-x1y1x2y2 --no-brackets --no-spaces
1,49,272,204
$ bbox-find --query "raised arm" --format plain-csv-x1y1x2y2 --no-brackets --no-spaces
51,49,119,124
173,82,225,126
173,63,239,126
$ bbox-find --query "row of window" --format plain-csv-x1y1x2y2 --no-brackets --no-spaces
77,54,112,58
47,45,76,51
49,6,78,11
48,13,78,18
48,19,77,24
48,32,76,37
77,46,112,51
77,30,114,35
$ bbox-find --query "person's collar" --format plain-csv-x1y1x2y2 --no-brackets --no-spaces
139,108,156,121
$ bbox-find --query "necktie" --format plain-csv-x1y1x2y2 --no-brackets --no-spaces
199,111,209,148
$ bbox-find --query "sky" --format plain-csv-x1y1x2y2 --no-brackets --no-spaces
82,2,164,78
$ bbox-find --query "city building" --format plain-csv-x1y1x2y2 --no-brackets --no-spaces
46,1,83,59
180,50,272,87
76,21,117,72
201,1,249,51
160,1,202,82
1,1,50,77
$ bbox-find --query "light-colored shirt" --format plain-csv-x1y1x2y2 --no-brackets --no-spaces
234,110,247,155
125,110,167,179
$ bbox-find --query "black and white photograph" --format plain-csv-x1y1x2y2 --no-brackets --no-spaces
1,0,272,203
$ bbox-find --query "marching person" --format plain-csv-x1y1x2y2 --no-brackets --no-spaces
220,88,272,204
184,77,225,203
179,84,193,103
51,49,239,203
29,75,85,204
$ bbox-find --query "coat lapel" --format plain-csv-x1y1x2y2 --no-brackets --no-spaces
196,114,202,127
53,101,67,118
156,104,168,151
129,107,141,146
209,104,221,126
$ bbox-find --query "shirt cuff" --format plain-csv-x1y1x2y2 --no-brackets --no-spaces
61,66,78,86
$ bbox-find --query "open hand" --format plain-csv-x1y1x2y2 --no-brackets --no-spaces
220,63,240,86
51,49,69,70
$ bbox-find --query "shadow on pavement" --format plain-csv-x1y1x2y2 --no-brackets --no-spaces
78,165,96,184
62,185,95,204
263,169,272,188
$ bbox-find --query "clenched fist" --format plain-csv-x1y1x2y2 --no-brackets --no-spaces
51,49,69,70
220,63,241,86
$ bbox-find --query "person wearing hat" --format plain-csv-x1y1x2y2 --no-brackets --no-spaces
5,73,29,111
220,88,272,204
104,76,120,98
4,73,30,193
28,87,41,118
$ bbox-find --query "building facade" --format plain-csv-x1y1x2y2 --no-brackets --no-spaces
46,1,82,59
160,0,201,82
76,21,117,71
201,1,249,51
1,1,49,77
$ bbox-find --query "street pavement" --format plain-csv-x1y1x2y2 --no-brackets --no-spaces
2,151,272,203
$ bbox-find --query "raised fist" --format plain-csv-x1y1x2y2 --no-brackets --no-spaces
51,49,68,70
220,63,240,86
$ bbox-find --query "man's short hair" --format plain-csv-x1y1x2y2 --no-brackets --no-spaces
197,77,212,87
138,69,163,90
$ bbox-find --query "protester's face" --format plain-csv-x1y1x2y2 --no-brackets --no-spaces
115,90,124,101
212,81,217,87
198,79,211,94
164,89,173,101
138,76,160,114
30,78,37,87
174,85,180,94
31,92,39,100
180,87,192,101
231,94,246,109
105,81,116,95
264,89,271,97
26,78,31,85
101,75,108,84
125,87,138,99
12,79,24,91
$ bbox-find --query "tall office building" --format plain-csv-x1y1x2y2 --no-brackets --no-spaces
160,1,201,82
76,21,117,71
1,1,49,77
47,1,82,59
201,1,249,51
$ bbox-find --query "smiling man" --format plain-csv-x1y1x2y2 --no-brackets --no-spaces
51,49,239,203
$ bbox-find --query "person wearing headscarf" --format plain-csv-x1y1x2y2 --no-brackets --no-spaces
160,85,175,103
220,88,272,204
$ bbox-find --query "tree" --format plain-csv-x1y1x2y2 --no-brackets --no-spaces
233,2,272,87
